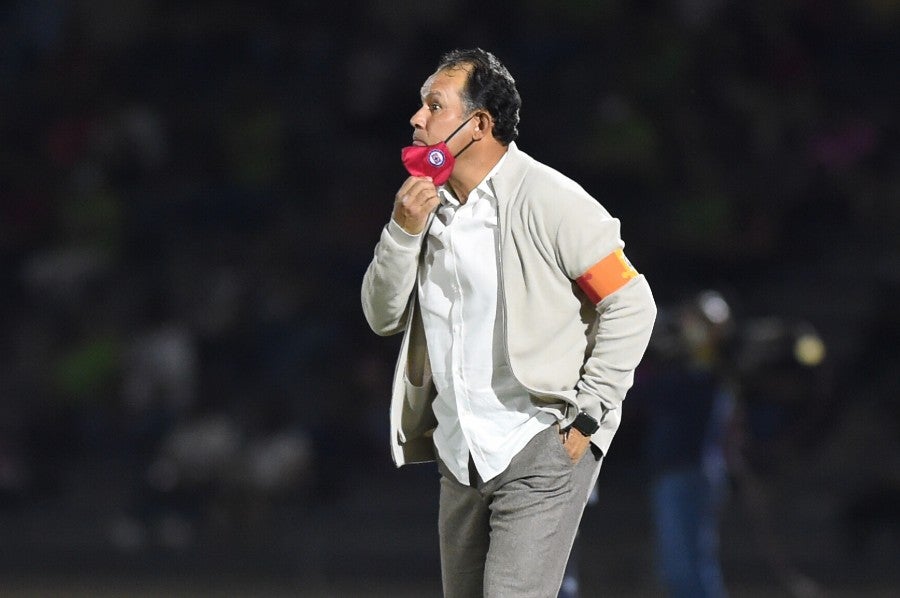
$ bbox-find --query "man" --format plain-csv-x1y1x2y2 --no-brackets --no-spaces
361,48,657,597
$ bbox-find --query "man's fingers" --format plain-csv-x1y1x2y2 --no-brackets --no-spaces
409,183,439,207
396,176,434,203
392,176,439,235
396,179,438,212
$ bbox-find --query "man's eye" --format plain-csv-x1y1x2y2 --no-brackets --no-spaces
429,103,441,111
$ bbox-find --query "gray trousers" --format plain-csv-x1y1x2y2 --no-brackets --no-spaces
437,425,604,598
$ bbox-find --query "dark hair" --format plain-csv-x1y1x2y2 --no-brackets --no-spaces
436,48,521,145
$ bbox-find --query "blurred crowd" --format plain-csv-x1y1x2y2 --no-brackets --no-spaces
0,0,898,573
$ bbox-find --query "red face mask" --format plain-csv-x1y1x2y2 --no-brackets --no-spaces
401,115,475,185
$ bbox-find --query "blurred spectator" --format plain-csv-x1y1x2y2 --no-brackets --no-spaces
729,315,831,597
631,291,736,597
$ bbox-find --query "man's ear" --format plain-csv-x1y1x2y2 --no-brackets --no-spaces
473,111,493,139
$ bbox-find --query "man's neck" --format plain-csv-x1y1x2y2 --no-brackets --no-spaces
447,145,508,204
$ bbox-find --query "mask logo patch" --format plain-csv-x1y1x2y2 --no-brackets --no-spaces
428,148,446,167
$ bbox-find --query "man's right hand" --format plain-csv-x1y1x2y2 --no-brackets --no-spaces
392,176,439,235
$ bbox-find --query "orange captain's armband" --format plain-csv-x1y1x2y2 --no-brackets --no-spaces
576,248,639,303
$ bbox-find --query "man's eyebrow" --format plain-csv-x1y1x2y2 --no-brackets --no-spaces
421,88,445,101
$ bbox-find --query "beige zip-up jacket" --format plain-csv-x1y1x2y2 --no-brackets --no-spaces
362,142,657,467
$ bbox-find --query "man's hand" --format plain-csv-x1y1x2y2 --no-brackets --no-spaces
393,176,440,235
560,426,592,464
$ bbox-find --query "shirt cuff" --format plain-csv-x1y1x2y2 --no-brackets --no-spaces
388,218,424,249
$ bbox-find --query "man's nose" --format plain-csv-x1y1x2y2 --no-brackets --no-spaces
410,107,427,128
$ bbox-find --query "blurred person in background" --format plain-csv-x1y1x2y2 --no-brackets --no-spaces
361,48,656,597
729,315,830,597
633,290,831,598
631,290,736,598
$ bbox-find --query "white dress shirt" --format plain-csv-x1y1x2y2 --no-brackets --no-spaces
414,154,556,484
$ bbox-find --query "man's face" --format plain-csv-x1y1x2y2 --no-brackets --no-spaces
409,67,471,148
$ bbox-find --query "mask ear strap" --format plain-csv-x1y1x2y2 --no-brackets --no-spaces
453,138,476,159
443,114,476,144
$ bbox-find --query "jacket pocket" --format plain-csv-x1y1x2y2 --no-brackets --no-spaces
400,376,437,444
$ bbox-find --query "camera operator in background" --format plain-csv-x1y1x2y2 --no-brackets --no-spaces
632,289,832,598
630,290,736,598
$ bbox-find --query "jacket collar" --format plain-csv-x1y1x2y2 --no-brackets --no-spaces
490,141,531,208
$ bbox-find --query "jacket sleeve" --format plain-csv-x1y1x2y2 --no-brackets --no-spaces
576,275,656,431
551,192,657,448
361,220,424,336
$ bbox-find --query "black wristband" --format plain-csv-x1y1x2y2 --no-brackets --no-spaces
567,411,600,436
